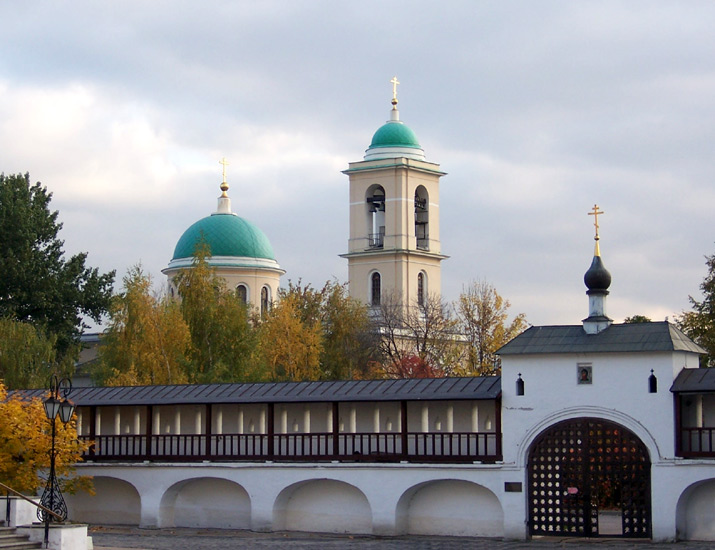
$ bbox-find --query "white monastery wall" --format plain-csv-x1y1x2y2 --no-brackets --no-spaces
67,462,507,537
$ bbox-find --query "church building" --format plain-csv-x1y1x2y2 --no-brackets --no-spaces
162,160,284,314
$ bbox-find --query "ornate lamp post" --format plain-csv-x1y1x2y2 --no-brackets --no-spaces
38,375,75,547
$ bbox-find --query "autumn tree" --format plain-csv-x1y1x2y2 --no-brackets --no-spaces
96,266,192,386
0,173,114,357
0,381,91,496
256,288,322,381
455,280,528,376
677,252,715,367
281,280,379,380
175,247,262,382
374,292,460,379
0,318,74,389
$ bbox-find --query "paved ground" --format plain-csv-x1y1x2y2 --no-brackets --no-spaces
90,526,714,550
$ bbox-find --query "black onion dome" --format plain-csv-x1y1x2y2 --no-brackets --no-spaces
584,255,612,291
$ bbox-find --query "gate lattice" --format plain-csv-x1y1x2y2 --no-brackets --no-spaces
527,418,651,538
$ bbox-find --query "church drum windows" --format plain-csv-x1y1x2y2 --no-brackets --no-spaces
236,284,248,305
260,286,271,316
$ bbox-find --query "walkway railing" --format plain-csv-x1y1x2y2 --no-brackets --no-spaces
678,427,715,457
79,431,501,463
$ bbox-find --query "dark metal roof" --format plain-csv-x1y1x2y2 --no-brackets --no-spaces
497,322,705,356
671,368,715,393
16,376,501,407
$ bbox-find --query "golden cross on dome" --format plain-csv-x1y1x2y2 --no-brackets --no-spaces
219,157,230,197
390,76,400,107
588,204,604,241
219,157,229,183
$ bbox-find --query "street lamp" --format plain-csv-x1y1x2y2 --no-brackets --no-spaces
38,375,75,547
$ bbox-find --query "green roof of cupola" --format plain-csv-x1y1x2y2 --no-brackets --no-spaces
171,213,276,261
363,77,426,162
369,121,421,149
171,159,277,262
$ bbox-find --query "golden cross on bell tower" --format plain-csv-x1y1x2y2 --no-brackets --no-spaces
219,157,230,197
390,76,400,108
588,204,604,256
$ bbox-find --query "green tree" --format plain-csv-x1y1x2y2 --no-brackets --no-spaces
96,266,192,386
0,173,114,357
320,281,378,380
677,252,715,367
624,315,652,324
0,318,74,389
175,246,262,382
455,280,528,376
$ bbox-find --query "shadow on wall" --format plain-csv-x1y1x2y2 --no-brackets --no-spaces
676,478,715,541
395,479,504,537
273,479,372,534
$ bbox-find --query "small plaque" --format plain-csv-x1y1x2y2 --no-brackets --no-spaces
504,482,522,493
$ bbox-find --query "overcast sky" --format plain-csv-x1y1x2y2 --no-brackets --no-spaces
2,1,714,329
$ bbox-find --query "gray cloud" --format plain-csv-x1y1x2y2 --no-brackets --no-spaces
1,0,713,330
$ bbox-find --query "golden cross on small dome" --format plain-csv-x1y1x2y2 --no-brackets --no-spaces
390,76,400,107
219,157,230,196
588,204,604,240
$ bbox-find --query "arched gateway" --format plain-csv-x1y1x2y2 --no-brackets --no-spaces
527,418,651,538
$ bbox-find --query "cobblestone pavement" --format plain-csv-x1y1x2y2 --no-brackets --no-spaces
90,526,714,550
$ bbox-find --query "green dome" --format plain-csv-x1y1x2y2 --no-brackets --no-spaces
172,213,276,261
369,121,421,149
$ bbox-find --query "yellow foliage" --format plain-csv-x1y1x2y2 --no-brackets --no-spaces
257,292,323,381
0,381,92,496
100,266,191,386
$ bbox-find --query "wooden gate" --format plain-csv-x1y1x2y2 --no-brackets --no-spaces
527,417,651,538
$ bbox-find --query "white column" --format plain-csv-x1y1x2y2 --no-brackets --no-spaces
215,406,223,435
695,395,704,427
153,408,160,434
280,407,288,433
133,408,141,434
174,408,181,434
259,408,266,434
114,407,121,435
373,405,381,433
194,407,202,434
237,408,244,434
446,403,454,433
77,409,83,435
471,403,479,432
303,407,311,433
326,405,333,432
349,404,357,433
95,408,102,436
421,404,429,432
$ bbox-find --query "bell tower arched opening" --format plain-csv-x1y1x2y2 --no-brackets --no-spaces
366,185,385,248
